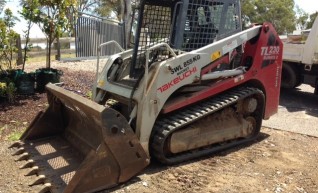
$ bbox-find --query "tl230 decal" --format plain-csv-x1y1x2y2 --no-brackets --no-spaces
261,46,280,60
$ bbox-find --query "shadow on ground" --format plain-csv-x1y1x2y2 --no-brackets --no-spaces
0,94,42,111
280,88,318,117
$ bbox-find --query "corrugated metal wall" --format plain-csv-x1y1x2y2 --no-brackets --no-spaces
75,15,125,57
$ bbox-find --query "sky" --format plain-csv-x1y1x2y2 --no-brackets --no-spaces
294,0,317,14
2,1,44,38
1,0,318,38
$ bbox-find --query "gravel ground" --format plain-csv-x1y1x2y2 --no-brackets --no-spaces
23,59,108,73
263,85,318,137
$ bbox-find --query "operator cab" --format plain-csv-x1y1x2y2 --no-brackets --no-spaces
127,0,242,78
109,0,242,87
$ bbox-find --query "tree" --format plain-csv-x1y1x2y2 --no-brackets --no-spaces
94,0,133,48
241,0,296,34
63,1,99,37
307,12,318,29
295,5,309,30
0,0,6,15
96,0,123,20
21,0,76,68
20,0,42,70
77,0,99,13
0,9,20,69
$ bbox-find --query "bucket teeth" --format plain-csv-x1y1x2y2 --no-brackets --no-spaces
15,152,30,161
35,183,52,193
12,147,25,156
24,166,39,176
29,175,46,186
19,159,35,169
9,141,24,148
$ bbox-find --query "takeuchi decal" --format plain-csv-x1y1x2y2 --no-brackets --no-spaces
158,66,197,93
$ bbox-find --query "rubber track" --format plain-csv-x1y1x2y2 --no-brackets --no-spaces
150,87,264,164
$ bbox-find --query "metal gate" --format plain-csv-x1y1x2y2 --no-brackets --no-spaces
75,14,125,57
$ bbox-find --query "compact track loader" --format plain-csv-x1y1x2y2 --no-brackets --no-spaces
10,0,283,192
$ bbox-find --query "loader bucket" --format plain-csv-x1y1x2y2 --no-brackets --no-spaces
10,83,149,193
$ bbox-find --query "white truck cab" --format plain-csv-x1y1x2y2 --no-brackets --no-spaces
281,16,318,94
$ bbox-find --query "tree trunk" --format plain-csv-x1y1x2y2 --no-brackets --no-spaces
46,38,51,68
123,0,132,49
16,35,23,67
56,36,61,60
48,36,52,68
22,21,32,71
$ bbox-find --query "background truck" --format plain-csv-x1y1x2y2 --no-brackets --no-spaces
281,16,318,94
9,0,283,193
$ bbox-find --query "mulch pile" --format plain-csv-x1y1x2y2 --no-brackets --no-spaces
0,68,95,139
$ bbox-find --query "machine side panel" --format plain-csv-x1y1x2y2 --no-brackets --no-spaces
161,23,282,119
243,23,283,119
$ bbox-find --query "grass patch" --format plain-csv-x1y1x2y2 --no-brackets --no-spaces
26,53,76,63
86,91,92,99
61,53,76,59
27,55,47,63
0,125,6,136
8,129,24,141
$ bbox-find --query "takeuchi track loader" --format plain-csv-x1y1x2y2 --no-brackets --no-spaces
10,0,283,192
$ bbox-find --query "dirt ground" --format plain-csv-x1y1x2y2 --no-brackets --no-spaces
0,62,318,193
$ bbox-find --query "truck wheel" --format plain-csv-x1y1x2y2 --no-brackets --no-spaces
281,62,301,88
